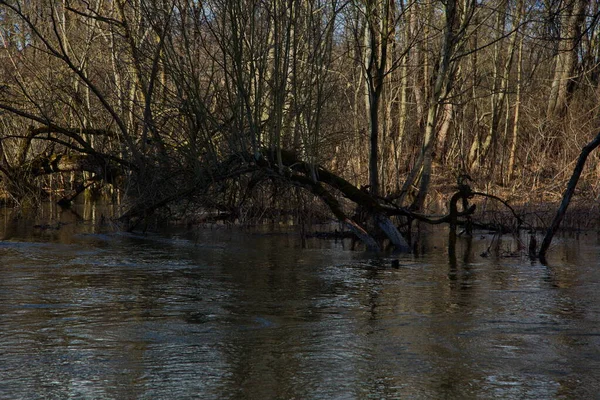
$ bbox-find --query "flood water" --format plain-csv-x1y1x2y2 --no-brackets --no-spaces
1,205,600,399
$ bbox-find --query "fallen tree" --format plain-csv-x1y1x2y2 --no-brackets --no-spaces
0,123,128,206
539,129,600,263
0,120,499,254
117,148,481,252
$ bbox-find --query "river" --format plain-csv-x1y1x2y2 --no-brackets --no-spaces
0,204,599,399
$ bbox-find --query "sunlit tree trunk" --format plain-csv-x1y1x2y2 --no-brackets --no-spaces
435,102,454,160
507,35,524,182
470,0,522,173
393,52,408,192
546,0,586,119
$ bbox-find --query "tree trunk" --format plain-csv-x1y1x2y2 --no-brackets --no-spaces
364,0,393,197
402,0,471,210
539,130,600,262
471,0,522,171
507,35,524,182
546,0,586,119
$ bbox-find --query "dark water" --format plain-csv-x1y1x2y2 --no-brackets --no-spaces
1,206,600,399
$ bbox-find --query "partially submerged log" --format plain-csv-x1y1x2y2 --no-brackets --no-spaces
539,129,600,263
0,122,132,206
116,148,483,252
375,213,410,252
286,173,380,251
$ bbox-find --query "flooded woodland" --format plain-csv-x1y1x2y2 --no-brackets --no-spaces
1,0,600,398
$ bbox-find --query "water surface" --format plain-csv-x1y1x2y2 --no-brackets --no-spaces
0,206,599,399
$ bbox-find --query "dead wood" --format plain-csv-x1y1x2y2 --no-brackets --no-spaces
539,130,600,263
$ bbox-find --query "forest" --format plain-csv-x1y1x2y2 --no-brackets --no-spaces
0,0,599,257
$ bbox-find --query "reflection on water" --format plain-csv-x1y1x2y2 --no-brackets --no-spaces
0,205,599,398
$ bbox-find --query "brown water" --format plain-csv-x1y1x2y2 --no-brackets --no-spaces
0,205,599,399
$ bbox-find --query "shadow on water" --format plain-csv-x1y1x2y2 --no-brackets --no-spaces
0,203,599,398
